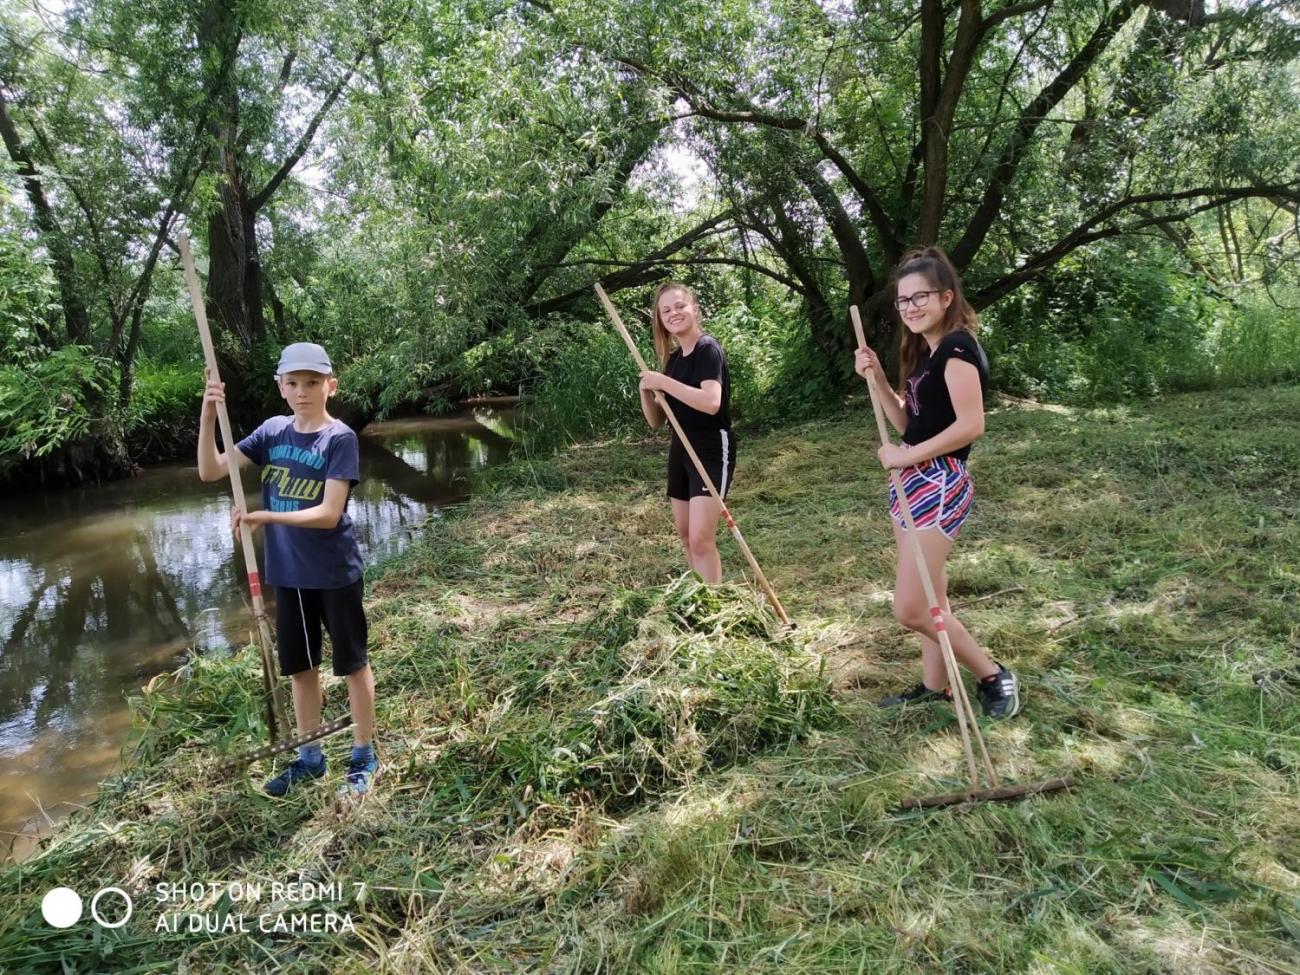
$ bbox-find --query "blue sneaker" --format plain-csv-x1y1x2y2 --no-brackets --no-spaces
338,752,380,797
264,756,327,796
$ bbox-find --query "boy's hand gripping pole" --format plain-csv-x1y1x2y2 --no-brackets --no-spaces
179,231,289,745
595,284,791,627
850,305,997,792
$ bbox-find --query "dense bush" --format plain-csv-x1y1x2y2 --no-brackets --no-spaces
523,291,844,449
123,361,204,461
0,230,57,367
981,242,1300,403
0,345,110,475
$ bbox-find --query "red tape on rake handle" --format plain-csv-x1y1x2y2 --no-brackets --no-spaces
247,571,262,599
930,605,946,632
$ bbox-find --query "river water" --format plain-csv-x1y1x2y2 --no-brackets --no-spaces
0,406,515,860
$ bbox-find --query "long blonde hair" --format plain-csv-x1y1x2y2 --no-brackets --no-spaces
892,247,980,391
650,282,702,367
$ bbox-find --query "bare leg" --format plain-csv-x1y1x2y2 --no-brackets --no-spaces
671,498,693,573
891,521,998,682
290,668,324,736
687,493,724,583
345,664,375,747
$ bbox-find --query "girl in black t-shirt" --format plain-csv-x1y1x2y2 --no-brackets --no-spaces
854,247,1021,720
637,282,735,583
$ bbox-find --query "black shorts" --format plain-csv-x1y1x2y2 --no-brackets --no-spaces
274,577,369,677
667,428,737,502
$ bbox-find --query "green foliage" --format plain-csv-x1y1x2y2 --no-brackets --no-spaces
985,243,1211,402
0,218,58,364
129,643,271,762
6,388,1300,971
134,300,205,369
123,361,201,431
525,292,844,450
0,345,109,470
430,575,834,807
122,359,202,458
1206,295,1300,389
524,318,644,450
2,0,1299,480
984,236,1300,403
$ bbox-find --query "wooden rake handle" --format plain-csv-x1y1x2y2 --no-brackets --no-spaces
178,231,288,741
850,306,997,790
594,284,791,627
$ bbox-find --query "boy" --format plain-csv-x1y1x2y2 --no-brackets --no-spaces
198,342,379,796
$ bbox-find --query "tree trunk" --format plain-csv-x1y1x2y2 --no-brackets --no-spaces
197,0,265,380
206,150,266,354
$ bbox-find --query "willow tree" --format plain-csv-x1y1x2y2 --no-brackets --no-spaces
68,0,406,378
0,2,208,482
531,0,1300,354
268,1,729,419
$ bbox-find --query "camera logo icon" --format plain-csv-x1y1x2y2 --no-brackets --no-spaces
41,887,133,928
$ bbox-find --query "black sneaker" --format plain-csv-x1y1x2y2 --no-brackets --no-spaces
878,682,952,708
977,664,1021,720
264,756,327,797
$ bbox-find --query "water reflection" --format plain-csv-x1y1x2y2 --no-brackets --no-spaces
0,408,514,858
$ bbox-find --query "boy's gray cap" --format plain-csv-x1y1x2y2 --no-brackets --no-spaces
276,342,333,375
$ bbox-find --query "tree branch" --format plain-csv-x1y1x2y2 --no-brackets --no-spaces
24,115,123,329
525,212,735,316
548,255,808,296
796,160,876,298
516,113,665,304
248,48,364,213
981,0,1056,32
950,0,1141,268
276,47,297,93
606,52,900,258
740,203,832,311
973,183,1300,305
918,0,983,243
0,83,92,344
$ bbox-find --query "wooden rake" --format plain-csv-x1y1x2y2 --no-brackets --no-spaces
178,231,353,771
850,306,1070,809
595,283,792,627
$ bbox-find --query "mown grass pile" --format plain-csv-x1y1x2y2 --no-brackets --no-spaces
2,385,1299,973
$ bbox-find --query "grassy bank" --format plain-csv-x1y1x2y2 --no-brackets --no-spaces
3,386,1299,973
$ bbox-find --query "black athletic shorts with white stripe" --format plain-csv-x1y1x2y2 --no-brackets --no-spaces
274,577,369,677
667,428,737,502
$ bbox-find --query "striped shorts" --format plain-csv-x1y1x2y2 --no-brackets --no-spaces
888,456,974,540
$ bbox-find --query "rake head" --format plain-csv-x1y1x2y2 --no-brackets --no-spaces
216,716,354,774
899,776,1074,811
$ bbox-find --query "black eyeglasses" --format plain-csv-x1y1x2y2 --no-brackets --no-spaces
894,290,941,311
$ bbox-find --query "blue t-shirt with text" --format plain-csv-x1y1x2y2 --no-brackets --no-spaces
236,416,364,590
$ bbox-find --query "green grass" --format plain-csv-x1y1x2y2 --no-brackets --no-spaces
3,386,1299,973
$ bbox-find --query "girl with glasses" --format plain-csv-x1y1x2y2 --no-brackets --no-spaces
853,247,1021,720
638,282,735,583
